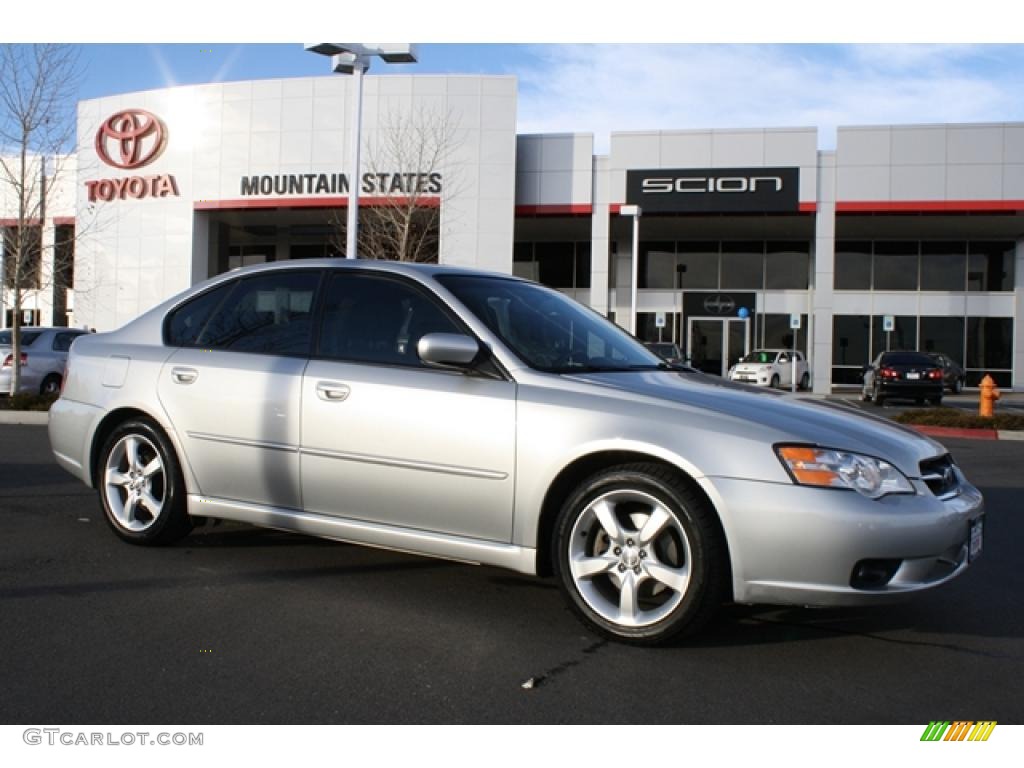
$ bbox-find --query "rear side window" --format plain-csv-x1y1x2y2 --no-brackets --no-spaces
166,282,234,347
52,331,85,352
0,330,42,346
197,271,321,356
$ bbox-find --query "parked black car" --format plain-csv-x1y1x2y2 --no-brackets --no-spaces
861,351,944,406
928,352,966,394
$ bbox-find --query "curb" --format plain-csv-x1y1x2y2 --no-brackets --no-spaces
0,411,49,425
908,424,1024,441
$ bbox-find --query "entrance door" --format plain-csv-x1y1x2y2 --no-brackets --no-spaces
688,317,750,376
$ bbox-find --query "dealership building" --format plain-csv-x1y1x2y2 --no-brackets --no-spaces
2,72,1023,392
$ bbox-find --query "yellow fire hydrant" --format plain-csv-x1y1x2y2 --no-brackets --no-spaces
979,374,1000,418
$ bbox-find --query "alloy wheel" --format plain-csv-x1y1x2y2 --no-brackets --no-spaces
104,434,166,532
568,489,693,628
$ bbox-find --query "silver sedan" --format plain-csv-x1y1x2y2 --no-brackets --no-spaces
48,260,984,644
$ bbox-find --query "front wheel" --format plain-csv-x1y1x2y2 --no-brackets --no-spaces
98,418,192,546
799,372,810,391
553,464,728,645
770,374,780,389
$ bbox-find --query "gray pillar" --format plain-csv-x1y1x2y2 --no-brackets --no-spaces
811,151,837,394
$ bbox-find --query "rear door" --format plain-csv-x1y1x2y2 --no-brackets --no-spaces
157,270,322,509
300,271,516,542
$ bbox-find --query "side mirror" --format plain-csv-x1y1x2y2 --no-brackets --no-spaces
417,333,480,369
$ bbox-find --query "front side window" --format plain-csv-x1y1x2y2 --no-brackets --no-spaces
439,275,663,373
196,271,320,356
317,273,462,367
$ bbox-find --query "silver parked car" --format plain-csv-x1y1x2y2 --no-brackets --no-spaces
49,261,984,644
1,327,89,396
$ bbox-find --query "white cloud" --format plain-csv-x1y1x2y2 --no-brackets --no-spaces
511,44,1024,152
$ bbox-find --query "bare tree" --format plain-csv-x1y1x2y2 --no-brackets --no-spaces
331,106,464,262
0,44,82,395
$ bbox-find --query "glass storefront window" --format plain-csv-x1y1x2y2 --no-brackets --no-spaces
920,241,966,291
834,241,872,290
639,241,675,289
765,241,809,290
759,313,808,354
676,242,718,289
871,315,917,355
832,314,870,366
873,241,918,290
967,242,1015,291
535,242,575,288
720,242,763,290
966,317,1013,370
575,242,592,289
920,316,965,365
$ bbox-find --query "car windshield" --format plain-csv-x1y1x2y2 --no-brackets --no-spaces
646,343,680,357
882,352,936,366
437,275,664,373
0,330,42,347
740,350,777,364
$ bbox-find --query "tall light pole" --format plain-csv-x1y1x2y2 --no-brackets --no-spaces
305,44,418,259
620,204,642,335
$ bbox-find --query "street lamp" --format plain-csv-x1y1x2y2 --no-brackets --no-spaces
305,44,418,259
620,204,641,335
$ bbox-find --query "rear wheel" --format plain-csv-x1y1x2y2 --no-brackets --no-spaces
554,463,728,645
39,374,61,396
98,418,192,546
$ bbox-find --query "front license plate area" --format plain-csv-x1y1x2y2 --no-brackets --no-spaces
969,518,983,562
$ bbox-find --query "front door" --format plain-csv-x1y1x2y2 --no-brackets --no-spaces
300,271,516,543
687,317,750,376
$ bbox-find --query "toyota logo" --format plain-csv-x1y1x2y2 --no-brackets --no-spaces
95,109,167,170
703,295,736,315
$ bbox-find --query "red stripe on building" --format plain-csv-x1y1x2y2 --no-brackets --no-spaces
194,196,441,211
609,203,817,214
0,218,42,227
837,200,1024,213
53,217,76,226
515,204,593,216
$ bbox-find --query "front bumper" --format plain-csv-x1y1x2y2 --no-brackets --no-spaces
701,473,984,607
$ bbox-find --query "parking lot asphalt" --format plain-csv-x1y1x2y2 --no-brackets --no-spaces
1,424,1022,724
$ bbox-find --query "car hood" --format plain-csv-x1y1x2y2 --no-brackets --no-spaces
565,371,945,476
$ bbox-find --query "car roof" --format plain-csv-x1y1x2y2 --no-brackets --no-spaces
217,258,526,283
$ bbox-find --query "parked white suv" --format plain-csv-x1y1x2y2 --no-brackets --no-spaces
728,349,810,390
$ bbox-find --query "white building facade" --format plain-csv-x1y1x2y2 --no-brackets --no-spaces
1,74,1022,392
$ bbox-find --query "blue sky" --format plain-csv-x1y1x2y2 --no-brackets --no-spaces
73,43,1024,151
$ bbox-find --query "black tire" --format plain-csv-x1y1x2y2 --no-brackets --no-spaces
96,417,192,546
799,372,810,391
770,374,780,389
39,374,62,396
553,463,729,645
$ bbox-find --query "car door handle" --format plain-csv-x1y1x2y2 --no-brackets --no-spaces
171,367,198,385
316,381,350,401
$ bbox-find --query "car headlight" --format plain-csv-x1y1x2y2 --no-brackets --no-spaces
776,445,914,499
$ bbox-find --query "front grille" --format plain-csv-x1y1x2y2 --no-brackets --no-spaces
920,454,959,499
